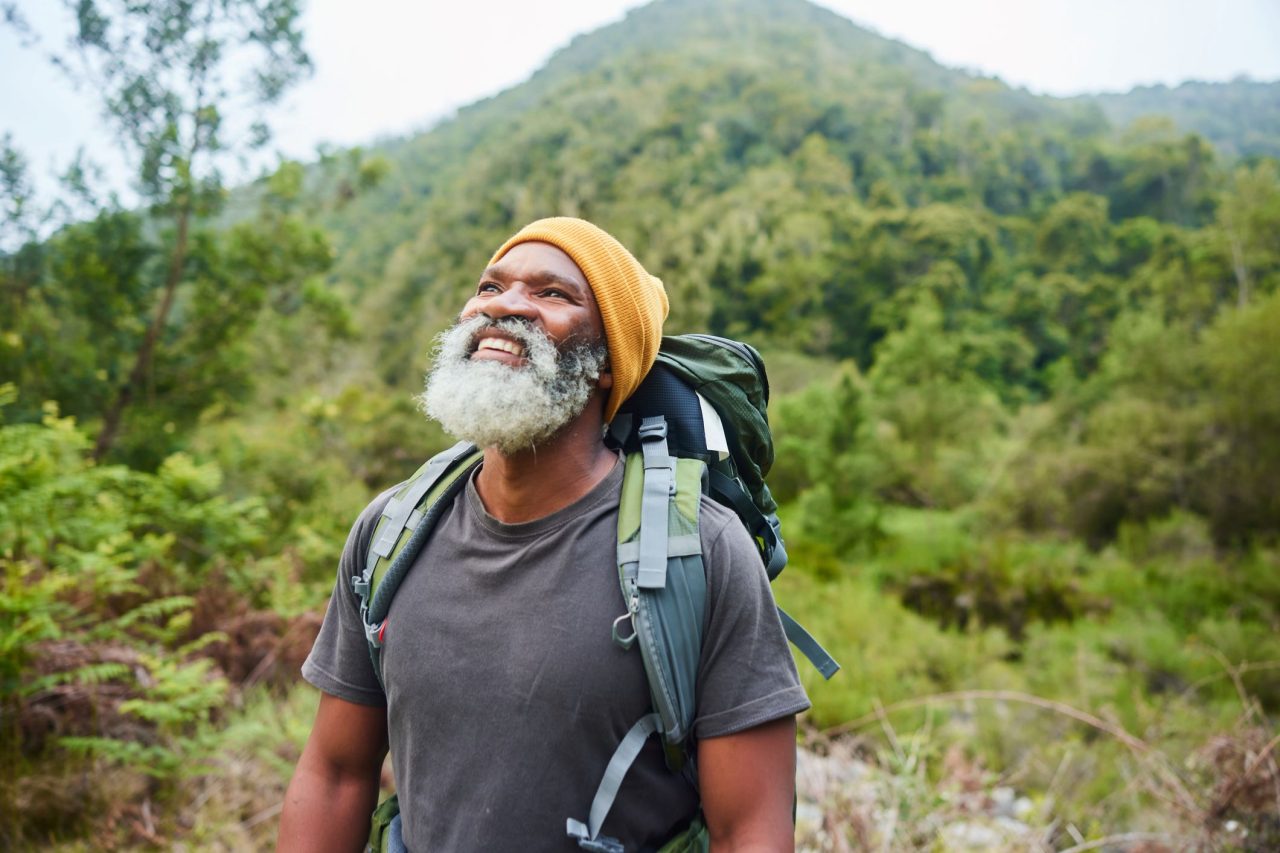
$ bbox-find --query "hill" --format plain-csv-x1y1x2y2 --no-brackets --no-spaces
320,0,1119,368
1080,78,1280,160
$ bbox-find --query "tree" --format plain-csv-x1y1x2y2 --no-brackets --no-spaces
1200,291,1280,542
7,0,312,460
1216,161,1280,308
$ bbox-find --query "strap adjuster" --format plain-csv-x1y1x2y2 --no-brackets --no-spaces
637,418,668,442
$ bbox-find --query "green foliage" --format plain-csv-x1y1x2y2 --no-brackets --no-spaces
776,567,1017,729
990,291,1280,545
0,162,345,468
0,397,275,844
0,210,152,424
771,365,882,554
57,0,311,211
1,0,316,463
1084,78,1280,160
3,0,1279,845
61,653,228,779
865,296,1010,507
1198,290,1280,542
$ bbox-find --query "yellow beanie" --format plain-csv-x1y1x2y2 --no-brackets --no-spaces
488,217,669,423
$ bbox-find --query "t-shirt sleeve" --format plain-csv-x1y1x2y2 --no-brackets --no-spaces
692,506,811,739
300,487,399,707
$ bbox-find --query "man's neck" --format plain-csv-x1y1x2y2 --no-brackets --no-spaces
473,416,617,524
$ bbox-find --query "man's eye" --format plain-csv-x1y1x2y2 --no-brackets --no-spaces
541,288,568,299
478,282,501,294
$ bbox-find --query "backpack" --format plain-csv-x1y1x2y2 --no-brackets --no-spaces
352,334,838,853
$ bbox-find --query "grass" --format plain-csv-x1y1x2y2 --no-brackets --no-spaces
776,505,1280,847
15,500,1275,850
29,685,321,852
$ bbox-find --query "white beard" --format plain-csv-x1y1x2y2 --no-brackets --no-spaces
420,314,608,455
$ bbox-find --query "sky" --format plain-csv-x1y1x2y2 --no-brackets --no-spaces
2,0,1278,204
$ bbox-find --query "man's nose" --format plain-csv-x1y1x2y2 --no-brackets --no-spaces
482,283,538,320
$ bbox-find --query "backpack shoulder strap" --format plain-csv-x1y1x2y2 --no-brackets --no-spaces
352,440,482,687
569,416,708,852
617,416,708,746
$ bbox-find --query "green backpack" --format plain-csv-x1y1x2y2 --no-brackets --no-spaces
354,334,838,853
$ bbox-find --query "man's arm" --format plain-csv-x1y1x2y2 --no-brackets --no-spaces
698,715,798,852
278,692,389,852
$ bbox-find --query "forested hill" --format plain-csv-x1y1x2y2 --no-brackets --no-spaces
8,0,1277,533
1080,78,1280,160
314,0,1262,380
318,0,1089,350
286,0,1277,548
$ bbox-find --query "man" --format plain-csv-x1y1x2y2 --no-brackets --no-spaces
279,218,809,852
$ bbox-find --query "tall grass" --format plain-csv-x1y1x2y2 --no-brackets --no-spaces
777,505,1280,847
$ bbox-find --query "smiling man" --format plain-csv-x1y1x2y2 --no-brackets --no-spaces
278,218,809,852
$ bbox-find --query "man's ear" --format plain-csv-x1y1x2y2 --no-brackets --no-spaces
597,368,613,391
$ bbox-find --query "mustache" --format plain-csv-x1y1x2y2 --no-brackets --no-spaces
449,313,603,358
462,314,542,351
429,314,546,366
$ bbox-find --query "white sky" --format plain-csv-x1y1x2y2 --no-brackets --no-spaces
2,0,1278,205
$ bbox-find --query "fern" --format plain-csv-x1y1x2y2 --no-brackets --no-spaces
111,595,196,631
25,661,133,693
1,408,262,799
177,630,230,657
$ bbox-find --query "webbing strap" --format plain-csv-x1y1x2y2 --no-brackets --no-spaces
365,441,473,578
707,468,769,539
567,712,662,851
779,607,841,680
606,413,633,449
616,533,701,565
637,417,673,590
707,467,785,577
763,516,787,577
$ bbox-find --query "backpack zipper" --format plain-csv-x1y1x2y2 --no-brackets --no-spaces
628,576,684,740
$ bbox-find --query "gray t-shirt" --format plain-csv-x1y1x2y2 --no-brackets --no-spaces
303,457,809,852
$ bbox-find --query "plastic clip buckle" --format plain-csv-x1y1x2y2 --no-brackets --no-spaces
567,819,625,853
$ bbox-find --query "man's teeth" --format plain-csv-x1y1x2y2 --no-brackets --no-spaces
476,337,525,357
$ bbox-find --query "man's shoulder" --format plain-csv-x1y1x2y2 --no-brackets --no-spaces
358,482,403,526
695,494,751,550
344,482,405,558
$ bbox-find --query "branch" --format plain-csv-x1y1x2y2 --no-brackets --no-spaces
822,688,1202,814
1058,832,1184,853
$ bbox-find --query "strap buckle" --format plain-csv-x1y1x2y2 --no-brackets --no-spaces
566,820,624,853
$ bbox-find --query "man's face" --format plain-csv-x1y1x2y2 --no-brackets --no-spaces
460,241,608,372
419,242,612,455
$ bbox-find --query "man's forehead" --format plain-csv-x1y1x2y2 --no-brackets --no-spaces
486,241,589,291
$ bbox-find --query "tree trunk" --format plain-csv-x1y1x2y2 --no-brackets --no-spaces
1223,213,1251,309
92,207,191,462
